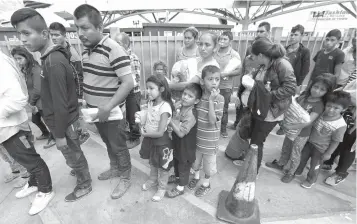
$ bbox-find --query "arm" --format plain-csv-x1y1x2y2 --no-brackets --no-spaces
222,66,242,77
334,63,343,80
169,75,200,90
322,141,341,160
284,112,320,130
170,112,196,138
208,93,224,125
142,113,170,138
28,66,41,106
323,126,348,160
271,60,297,101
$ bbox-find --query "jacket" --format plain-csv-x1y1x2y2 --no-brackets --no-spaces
40,45,79,138
247,81,272,120
65,41,84,98
26,64,42,110
285,43,310,86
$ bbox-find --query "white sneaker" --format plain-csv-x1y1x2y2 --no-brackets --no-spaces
15,183,38,198
29,191,55,216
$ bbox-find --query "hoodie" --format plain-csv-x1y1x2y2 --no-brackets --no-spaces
40,45,79,138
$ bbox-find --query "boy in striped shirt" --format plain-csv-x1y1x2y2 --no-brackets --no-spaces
187,65,224,197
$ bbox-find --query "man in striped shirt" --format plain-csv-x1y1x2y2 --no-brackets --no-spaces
74,4,134,200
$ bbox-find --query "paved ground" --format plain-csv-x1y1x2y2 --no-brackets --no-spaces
0,105,356,224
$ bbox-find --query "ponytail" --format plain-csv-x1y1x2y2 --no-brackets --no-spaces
267,43,286,59
251,38,285,60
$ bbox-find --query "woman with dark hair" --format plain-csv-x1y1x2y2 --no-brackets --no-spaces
237,38,297,171
176,26,200,61
11,46,55,149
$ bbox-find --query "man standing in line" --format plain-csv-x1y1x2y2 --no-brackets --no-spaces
115,32,142,149
73,4,134,199
11,8,93,202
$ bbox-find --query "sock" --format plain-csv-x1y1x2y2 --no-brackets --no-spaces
176,185,184,191
202,177,210,187
194,170,200,180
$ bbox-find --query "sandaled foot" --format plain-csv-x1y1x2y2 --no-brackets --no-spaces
166,187,184,198
152,189,166,202
142,180,158,191
194,184,211,197
187,178,199,190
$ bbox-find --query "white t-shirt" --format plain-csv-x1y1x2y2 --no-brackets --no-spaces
143,101,172,133
189,57,220,80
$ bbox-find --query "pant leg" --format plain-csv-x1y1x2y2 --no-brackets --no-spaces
335,130,356,178
220,89,232,131
95,120,131,178
250,118,278,171
324,145,341,166
31,112,49,135
58,120,92,188
2,131,52,193
125,91,141,140
284,136,309,174
149,164,159,184
306,147,323,184
178,161,192,186
0,144,26,173
295,142,313,175
192,151,204,172
157,168,169,190
278,137,294,166
173,157,180,178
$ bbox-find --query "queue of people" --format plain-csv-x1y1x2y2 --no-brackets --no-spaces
0,4,355,217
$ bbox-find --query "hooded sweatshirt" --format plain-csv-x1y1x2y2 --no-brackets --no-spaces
40,45,79,138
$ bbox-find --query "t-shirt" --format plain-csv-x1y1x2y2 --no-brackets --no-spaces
214,48,241,89
143,101,172,133
194,57,220,80
172,105,196,136
298,97,325,137
311,48,345,79
309,116,347,153
176,47,200,61
196,94,224,154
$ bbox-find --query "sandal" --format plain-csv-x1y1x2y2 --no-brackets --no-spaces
195,184,211,197
142,180,158,191
166,187,184,198
168,175,179,184
152,189,166,202
187,178,199,190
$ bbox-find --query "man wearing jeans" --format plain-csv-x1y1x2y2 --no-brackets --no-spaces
214,31,241,138
11,8,92,202
0,51,54,215
115,32,142,149
74,4,134,199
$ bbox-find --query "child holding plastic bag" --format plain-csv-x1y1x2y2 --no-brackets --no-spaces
266,73,336,183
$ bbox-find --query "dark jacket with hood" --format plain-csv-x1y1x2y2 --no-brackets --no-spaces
285,43,310,86
40,45,79,138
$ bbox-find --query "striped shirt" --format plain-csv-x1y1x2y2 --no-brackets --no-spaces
196,94,224,154
82,35,131,108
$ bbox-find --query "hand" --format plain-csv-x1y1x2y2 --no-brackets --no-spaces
321,153,331,161
209,88,219,102
56,137,67,149
92,105,111,122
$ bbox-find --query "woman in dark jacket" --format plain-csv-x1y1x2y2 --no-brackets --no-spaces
11,46,55,149
240,38,297,171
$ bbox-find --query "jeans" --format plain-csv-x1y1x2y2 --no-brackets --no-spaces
149,163,169,190
324,130,356,178
2,131,52,193
32,111,49,135
0,144,26,173
173,158,192,186
295,142,323,184
95,120,131,179
57,120,92,188
220,89,232,131
125,91,141,140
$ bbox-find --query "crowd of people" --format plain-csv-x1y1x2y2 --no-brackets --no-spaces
0,3,355,217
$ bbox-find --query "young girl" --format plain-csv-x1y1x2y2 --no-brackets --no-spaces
153,61,170,83
266,73,336,183
137,75,174,202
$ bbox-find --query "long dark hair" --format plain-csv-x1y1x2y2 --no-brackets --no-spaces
11,46,40,76
299,73,336,104
251,38,286,60
146,74,174,112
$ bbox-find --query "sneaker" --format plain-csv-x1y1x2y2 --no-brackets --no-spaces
187,178,199,190
321,164,333,171
166,187,184,198
276,128,285,135
294,172,302,177
36,133,49,141
43,139,56,149
228,124,237,130
220,131,228,138
142,180,158,191
281,173,295,183
13,178,27,189
28,191,55,215
65,186,92,202
15,183,38,198
300,180,315,189
79,132,90,145
168,175,179,184
111,178,131,199
4,172,20,183
70,170,76,176
265,160,283,171
152,189,166,202
126,139,140,149
98,169,120,181
195,184,211,197
325,173,346,186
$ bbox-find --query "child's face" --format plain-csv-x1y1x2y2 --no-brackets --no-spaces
198,34,216,59
324,102,344,118
13,54,27,68
202,72,220,92
310,82,327,98
146,81,161,101
324,36,339,50
155,65,165,76
181,89,199,107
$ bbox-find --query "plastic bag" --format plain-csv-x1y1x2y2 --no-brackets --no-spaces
281,96,311,140
222,57,241,80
